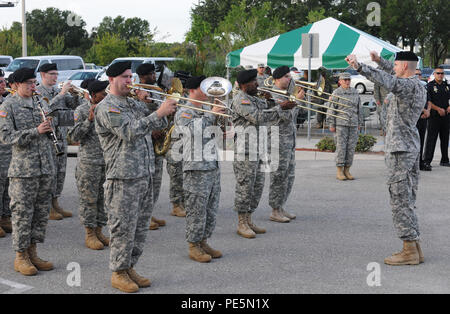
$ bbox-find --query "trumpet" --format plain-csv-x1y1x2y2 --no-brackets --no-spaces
58,82,90,99
128,84,232,118
5,87,16,95
32,92,64,156
258,87,349,121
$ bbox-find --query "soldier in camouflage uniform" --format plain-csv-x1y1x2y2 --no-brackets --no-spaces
37,63,82,220
267,66,305,223
346,51,426,265
95,61,176,293
174,75,224,262
68,80,110,251
0,71,12,237
136,63,168,230
0,68,56,276
327,72,363,181
232,69,297,239
256,64,269,88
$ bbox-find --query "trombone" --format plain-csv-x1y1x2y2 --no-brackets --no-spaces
258,86,349,121
127,84,232,118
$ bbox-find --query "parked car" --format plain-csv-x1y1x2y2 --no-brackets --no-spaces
345,68,374,94
0,55,13,70
66,70,102,87
421,67,433,82
97,57,179,88
4,55,85,83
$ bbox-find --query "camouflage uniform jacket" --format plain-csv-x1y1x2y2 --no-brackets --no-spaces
0,96,12,172
359,58,426,153
0,94,55,177
95,93,167,179
327,87,363,128
68,99,105,166
175,102,219,171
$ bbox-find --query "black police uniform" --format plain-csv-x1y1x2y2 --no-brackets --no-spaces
423,79,450,167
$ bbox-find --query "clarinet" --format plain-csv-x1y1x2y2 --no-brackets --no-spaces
32,92,64,156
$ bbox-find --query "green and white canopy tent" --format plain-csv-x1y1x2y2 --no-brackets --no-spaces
227,17,404,70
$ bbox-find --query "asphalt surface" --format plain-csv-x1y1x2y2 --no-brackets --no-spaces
1,151,450,294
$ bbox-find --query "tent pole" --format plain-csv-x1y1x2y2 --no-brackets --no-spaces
307,34,312,142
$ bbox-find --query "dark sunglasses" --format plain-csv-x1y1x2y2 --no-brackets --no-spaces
435,72,444,75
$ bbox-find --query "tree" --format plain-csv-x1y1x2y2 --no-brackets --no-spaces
85,33,128,66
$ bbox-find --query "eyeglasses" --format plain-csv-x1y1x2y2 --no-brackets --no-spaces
23,80,38,86
435,72,444,75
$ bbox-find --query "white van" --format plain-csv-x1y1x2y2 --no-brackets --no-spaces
97,57,179,88
0,55,13,70
4,55,85,83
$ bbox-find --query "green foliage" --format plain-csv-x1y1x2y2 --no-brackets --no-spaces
316,134,377,153
316,136,336,152
355,134,377,152
307,8,326,24
85,33,128,66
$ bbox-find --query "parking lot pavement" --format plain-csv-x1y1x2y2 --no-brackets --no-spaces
1,156,450,294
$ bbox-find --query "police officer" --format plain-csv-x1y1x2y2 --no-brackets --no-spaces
232,69,296,239
414,69,431,171
136,63,168,229
422,66,450,170
37,63,81,220
174,75,224,262
0,68,56,276
0,70,12,238
68,80,110,251
268,66,305,223
327,72,362,181
315,68,333,129
256,64,269,88
95,61,176,293
347,51,426,265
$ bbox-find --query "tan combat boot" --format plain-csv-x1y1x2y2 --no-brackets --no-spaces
384,241,420,266
149,220,159,230
416,241,424,264
127,268,151,288
280,208,296,220
111,270,139,293
14,251,38,276
0,226,5,238
95,227,110,247
188,242,212,263
236,213,256,239
171,203,186,217
27,243,53,271
52,198,72,218
343,166,355,180
246,213,266,234
151,216,166,227
200,239,222,258
49,207,63,220
336,166,347,181
85,227,104,250
270,208,290,223
0,216,12,233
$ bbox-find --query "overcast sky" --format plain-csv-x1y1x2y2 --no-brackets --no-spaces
0,0,198,42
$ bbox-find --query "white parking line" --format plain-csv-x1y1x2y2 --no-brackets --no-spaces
0,278,33,294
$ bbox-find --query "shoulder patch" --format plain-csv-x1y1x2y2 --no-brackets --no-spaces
109,107,121,114
241,99,251,105
181,112,193,119
0,110,7,118
74,112,79,122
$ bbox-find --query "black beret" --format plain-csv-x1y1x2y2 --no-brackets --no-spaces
13,67,36,83
237,69,257,85
7,72,14,84
395,51,419,62
185,75,206,89
39,63,57,73
273,66,290,79
88,80,109,94
106,61,131,77
136,63,155,76
80,78,96,90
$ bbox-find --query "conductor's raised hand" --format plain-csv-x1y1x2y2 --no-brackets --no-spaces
370,51,381,63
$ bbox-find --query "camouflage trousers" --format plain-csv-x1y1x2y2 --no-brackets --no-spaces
9,175,53,252
269,148,296,209
152,155,164,206
166,160,184,206
233,158,265,214
52,153,67,198
385,152,420,241
104,176,153,272
75,162,107,228
0,170,10,217
335,126,358,167
184,169,221,243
